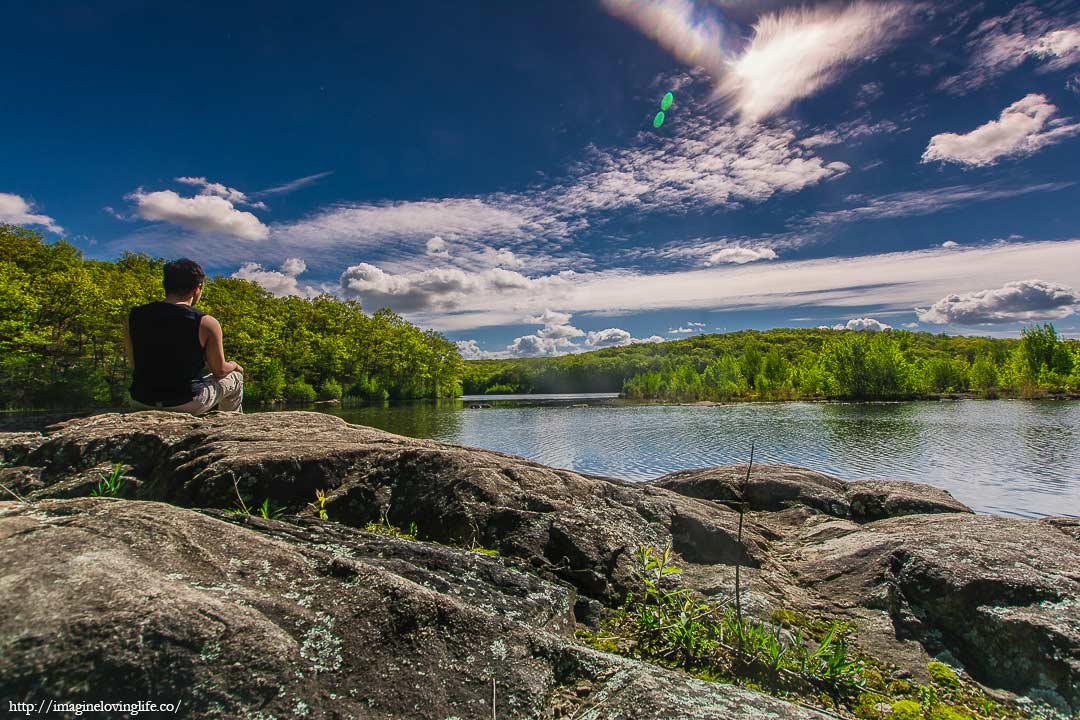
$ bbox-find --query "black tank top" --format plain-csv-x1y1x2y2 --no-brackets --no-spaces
128,302,207,405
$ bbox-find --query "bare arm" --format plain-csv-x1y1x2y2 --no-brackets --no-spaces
200,315,243,378
122,315,135,369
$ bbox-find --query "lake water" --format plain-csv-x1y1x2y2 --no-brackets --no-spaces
304,397,1080,519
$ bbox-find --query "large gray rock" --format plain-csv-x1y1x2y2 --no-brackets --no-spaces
651,464,851,516
789,513,1080,708
0,498,833,720
652,464,973,521
0,411,766,609
2,411,1075,715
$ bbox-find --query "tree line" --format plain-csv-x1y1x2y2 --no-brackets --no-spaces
0,225,463,409
464,325,1080,401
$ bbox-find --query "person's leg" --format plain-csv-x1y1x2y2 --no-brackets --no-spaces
211,370,244,412
129,382,217,416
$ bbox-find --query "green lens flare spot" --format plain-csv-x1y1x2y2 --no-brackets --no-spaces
653,111,665,128
661,92,673,111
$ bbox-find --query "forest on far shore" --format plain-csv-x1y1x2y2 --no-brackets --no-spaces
0,225,463,409
5,224,1079,410
463,324,1080,401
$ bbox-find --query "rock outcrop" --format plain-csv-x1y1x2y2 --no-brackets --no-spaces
2,411,1077,717
0,498,832,720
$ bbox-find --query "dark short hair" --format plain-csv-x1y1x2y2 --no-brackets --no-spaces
163,259,206,295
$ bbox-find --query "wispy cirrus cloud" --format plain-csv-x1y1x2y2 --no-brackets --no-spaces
922,94,1080,167
941,2,1080,93
601,0,916,121
805,181,1074,226
255,171,334,197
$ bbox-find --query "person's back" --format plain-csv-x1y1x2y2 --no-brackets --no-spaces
129,301,207,406
124,258,244,415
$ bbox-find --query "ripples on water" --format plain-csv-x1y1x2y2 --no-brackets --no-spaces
316,399,1078,519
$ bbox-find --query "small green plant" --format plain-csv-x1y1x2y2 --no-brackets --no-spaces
258,498,285,520
611,544,866,694
363,511,417,540
90,463,126,497
917,683,940,709
308,489,329,520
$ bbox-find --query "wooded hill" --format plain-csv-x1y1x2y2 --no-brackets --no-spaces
0,225,463,408
464,325,1080,401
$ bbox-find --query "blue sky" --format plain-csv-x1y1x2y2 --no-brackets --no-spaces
2,0,1080,357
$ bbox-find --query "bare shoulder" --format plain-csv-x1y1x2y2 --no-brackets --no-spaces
200,314,222,332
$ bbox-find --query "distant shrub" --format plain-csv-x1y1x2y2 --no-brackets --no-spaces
483,383,516,394
318,379,343,401
283,379,317,404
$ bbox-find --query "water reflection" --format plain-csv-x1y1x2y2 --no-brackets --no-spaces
266,399,1079,519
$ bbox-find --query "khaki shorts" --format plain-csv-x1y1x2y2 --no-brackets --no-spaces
132,371,244,415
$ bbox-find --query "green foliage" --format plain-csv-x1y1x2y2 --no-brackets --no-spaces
891,699,923,720
968,354,999,397
0,225,463,409
926,705,974,720
927,661,960,687
482,383,517,394
258,498,285,520
89,463,126,497
363,513,417,540
317,378,343,401
308,489,328,520
610,545,865,693
465,325,1078,402
283,379,317,404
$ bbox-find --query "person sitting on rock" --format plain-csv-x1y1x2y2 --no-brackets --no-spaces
123,258,244,415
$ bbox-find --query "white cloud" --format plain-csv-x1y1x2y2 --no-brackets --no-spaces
493,309,666,357
454,339,509,361
921,94,1080,167
231,257,319,298
941,3,1080,93
668,326,697,334
280,257,306,275
831,317,892,331
339,262,567,313
527,308,586,341
175,176,267,209
586,328,665,347
408,240,1080,334
916,279,1079,325
128,189,269,241
256,171,333,196
941,240,959,249
0,193,62,233
264,111,845,274
856,81,884,107
808,182,1073,226
507,334,576,357
705,246,778,265
601,0,914,122
426,236,449,257
719,2,913,122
